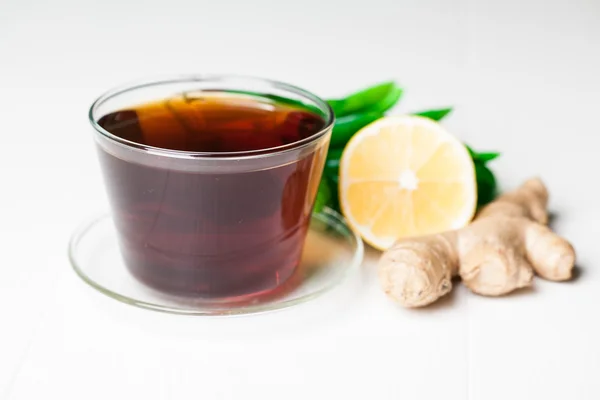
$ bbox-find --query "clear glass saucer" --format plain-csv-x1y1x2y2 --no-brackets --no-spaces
68,208,364,316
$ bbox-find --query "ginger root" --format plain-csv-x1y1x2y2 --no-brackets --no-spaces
378,178,576,307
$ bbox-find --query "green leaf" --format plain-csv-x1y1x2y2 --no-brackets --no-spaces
412,107,453,121
474,152,500,162
465,144,500,205
366,85,403,115
324,156,340,178
474,161,497,206
314,178,333,214
330,112,383,148
465,144,500,164
327,81,402,117
326,147,343,162
323,148,341,202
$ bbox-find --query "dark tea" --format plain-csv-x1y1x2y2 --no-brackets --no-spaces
95,90,330,299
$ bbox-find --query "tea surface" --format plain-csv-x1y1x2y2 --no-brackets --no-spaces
98,92,326,152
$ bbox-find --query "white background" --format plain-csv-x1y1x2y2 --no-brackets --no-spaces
1,0,599,398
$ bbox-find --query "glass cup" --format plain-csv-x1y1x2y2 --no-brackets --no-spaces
89,76,334,300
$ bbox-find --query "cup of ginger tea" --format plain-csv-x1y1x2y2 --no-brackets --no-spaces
89,76,334,300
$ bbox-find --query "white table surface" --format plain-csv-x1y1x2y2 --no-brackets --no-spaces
1,0,599,398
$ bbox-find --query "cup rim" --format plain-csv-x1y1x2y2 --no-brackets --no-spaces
88,74,335,160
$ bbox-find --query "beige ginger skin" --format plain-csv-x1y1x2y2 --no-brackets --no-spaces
378,178,576,307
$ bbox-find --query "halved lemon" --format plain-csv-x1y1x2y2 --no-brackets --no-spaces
339,115,477,250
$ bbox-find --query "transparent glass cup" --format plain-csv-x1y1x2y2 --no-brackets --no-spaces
89,76,334,300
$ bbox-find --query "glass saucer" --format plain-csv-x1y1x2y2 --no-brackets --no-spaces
68,208,364,316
